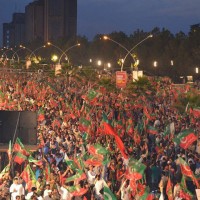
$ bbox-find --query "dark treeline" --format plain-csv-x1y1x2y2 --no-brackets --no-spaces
2,26,200,82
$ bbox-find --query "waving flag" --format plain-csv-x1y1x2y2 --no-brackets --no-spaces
174,129,197,149
14,152,27,165
28,156,43,166
103,181,117,200
147,125,158,135
21,164,36,192
190,107,200,118
126,158,146,180
68,185,88,197
38,108,45,122
0,164,10,179
66,170,86,183
178,157,199,188
13,137,29,156
79,117,91,132
102,113,128,159
140,187,154,200
166,177,173,200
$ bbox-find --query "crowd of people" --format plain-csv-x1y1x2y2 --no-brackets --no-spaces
0,69,199,200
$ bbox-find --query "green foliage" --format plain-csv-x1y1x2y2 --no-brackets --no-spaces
126,76,155,94
98,76,118,92
173,89,200,113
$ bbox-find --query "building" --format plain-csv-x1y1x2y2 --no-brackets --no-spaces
44,0,77,42
2,0,77,46
25,0,44,42
3,13,25,47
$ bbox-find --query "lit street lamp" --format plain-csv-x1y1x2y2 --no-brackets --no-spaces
121,34,153,71
195,67,199,74
103,34,153,71
1,48,20,64
58,43,80,64
153,61,158,67
97,60,102,66
29,45,46,60
11,45,35,63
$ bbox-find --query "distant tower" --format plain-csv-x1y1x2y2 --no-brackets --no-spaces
3,13,25,47
44,0,77,42
25,0,44,42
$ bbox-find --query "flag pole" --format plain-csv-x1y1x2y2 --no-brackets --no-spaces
10,111,21,177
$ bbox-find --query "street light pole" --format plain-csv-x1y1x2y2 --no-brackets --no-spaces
29,45,46,60
103,34,153,71
103,36,130,53
121,34,153,71
47,42,68,59
1,48,20,64
58,43,80,64
11,45,34,63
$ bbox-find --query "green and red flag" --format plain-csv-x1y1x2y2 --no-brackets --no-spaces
103,180,117,200
179,175,194,200
136,182,147,197
178,157,199,188
85,156,103,167
179,189,193,200
14,152,27,165
87,89,98,100
68,185,88,197
88,144,108,156
102,113,128,159
147,125,158,135
38,107,45,122
28,156,43,166
163,124,171,139
13,137,29,156
190,107,200,118
126,158,146,180
21,164,36,192
143,106,151,120
44,162,51,181
174,129,197,149
74,157,85,170
0,164,10,179
65,170,86,183
166,177,173,200
65,160,77,171
79,117,91,132
140,187,154,200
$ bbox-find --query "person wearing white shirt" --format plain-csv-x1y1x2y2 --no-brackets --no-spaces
118,180,131,200
87,165,96,185
57,183,72,200
9,177,24,200
18,177,25,197
94,175,104,200
43,184,52,200
25,187,36,200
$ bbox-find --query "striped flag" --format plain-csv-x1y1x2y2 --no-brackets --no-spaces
103,181,117,200
147,125,158,135
174,129,197,149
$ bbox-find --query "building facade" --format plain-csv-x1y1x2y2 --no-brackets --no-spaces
2,0,77,46
3,13,25,47
44,0,77,42
25,0,44,42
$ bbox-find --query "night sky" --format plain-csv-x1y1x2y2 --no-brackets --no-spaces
0,0,200,46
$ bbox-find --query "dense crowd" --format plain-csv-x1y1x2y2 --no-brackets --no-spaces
0,69,199,200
